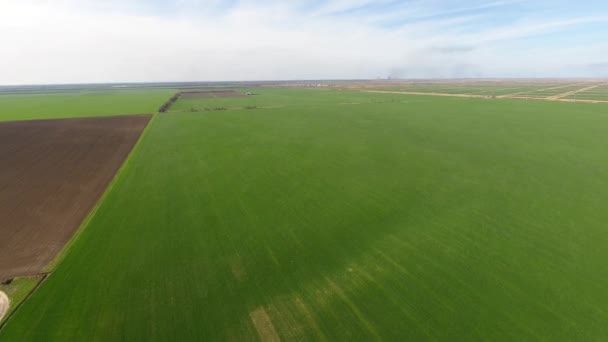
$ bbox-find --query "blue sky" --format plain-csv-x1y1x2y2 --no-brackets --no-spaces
1,0,608,84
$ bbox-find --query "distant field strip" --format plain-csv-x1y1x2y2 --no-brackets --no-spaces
359,81,608,102
548,83,607,99
498,83,585,98
566,85,608,100
363,90,489,99
0,89,172,122
3,89,608,340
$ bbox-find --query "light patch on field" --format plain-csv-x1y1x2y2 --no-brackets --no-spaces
0,291,9,322
265,247,281,267
325,278,382,339
250,307,280,342
229,255,247,282
293,297,328,341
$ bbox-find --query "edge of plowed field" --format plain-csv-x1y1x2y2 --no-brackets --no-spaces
0,113,157,330
44,113,156,273
0,114,157,333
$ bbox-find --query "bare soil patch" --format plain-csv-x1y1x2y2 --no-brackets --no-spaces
180,91,245,99
0,114,151,281
229,255,246,282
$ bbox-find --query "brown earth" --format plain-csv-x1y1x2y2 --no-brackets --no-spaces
0,114,151,281
180,91,245,99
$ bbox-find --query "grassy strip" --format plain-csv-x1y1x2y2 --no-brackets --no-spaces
44,113,158,273
0,89,173,122
0,276,44,328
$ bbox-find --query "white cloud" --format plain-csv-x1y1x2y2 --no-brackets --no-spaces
0,0,607,84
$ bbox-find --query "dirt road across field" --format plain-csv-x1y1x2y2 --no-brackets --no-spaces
0,114,151,281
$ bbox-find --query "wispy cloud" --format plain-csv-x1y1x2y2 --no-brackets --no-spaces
0,0,607,84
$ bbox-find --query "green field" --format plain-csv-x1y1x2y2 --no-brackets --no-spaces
170,88,402,111
364,81,608,100
0,89,173,122
366,82,562,96
0,277,41,325
2,89,608,340
567,86,608,101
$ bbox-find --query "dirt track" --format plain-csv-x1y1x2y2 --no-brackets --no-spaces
0,114,151,281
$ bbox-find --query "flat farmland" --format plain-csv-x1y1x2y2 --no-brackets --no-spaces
180,90,246,98
354,80,608,101
2,89,608,341
513,83,587,97
566,85,608,101
170,87,410,112
0,115,151,281
0,89,173,122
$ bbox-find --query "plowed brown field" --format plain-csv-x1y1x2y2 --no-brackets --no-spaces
0,114,151,281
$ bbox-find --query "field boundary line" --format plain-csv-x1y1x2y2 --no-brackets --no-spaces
0,275,47,332
159,92,182,113
44,113,156,273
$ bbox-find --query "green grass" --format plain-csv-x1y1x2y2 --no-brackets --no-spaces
368,82,608,98
0,277,41,325
567,87,608,101
371,83,567,96
520,85,589,97
0,89,174,122
170,88,403,111
2,89,608,340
